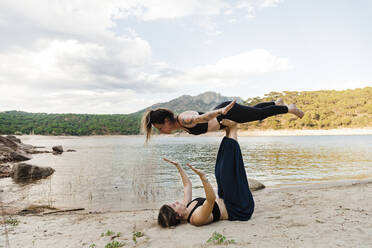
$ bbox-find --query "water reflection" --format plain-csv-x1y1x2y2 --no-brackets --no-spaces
1,135,372,211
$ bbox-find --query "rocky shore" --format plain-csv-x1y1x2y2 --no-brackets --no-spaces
0,135,74,180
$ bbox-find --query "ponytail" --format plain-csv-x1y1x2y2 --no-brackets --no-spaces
141,110,153,143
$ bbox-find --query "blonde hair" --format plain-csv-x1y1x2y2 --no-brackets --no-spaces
141,110,153,143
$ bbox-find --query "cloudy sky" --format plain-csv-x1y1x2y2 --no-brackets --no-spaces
0,0,371,114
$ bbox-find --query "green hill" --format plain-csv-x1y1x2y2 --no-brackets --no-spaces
241,87,372,130
0,111,142,136
0,87,371,135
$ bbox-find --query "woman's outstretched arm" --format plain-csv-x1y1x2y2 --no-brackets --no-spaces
163,158,192,204
186,164,216,226
178,100,236,128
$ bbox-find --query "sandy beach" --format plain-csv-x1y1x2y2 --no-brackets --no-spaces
3,179,372,248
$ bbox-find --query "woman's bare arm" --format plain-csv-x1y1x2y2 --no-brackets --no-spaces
163,158,192,204
186,164,216,225
178,100,236,128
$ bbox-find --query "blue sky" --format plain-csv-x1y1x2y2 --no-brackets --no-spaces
0,0,371,114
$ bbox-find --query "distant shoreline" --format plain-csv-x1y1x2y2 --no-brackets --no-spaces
237,127,372,136
175,127,372,137
12,127,372,139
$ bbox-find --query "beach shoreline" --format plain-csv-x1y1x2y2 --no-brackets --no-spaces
4,179,372,248
13,127,372,140
191,127,372,137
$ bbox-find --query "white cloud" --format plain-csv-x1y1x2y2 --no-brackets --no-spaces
0,39,153,90
192,49,291,77
234,0,281,18
0,0,286,114
148,49,292,95
258,0,281,8
116,0,228,20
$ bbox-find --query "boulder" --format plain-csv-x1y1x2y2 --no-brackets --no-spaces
248,178,265,191
52,145,64,153
10,151,32,162
0,136,18,151
0,164,12,178
11,163,55,180
6,135,21,144
0,135,35,163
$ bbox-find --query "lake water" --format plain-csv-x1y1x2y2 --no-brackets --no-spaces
1,135,372,211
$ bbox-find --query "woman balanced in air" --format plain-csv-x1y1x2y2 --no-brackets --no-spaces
158,119,255,227
142,98,304,142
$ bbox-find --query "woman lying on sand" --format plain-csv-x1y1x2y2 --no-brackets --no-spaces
142,98,304,142
158,119,255,227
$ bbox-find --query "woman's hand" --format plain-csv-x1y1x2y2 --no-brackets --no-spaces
164,158,192,204
219,100,236,115
186,164,206,180
163,158,181,168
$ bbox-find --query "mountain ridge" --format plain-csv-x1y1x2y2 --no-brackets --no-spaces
132,91,243,115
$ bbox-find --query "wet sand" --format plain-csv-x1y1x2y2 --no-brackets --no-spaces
4,179,372,248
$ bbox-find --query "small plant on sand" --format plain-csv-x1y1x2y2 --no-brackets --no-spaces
89,244,96,248
4,217,19,226
207,231,235,245
101,230,115,237
132,231,144,244
104,240,125,248
101,230,121,240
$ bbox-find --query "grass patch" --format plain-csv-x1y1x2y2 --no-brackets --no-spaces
104,241,125,248
207,231,235,245
132,231,144,244
1,217,19,226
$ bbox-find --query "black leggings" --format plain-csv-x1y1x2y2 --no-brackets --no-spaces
214,101,288,128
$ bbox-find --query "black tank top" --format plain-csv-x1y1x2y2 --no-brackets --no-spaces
186,197,221,223
177,112,208,135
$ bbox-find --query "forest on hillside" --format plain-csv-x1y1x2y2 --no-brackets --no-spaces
0,111,141,135
0,87,371,135
241,87,372,130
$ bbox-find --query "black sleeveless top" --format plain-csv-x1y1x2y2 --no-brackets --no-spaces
177,112,208,135
186,197,221,223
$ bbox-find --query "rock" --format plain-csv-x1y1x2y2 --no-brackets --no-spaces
0,145,14,153
66,149,76,152
0,135,18,151
6,135,21,144
0,164,12,178
0,155,7,163
9,151,32,162
0,135,36,163
11,163,55,180
52,145,63,153
248,178,265,191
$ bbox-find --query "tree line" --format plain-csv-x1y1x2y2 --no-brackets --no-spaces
0,87,371,135
0,111,142,135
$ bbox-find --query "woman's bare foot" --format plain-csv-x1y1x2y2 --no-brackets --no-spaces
275,98,284,106
220,119,238,128
287,104,304,118
221,119,238,140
